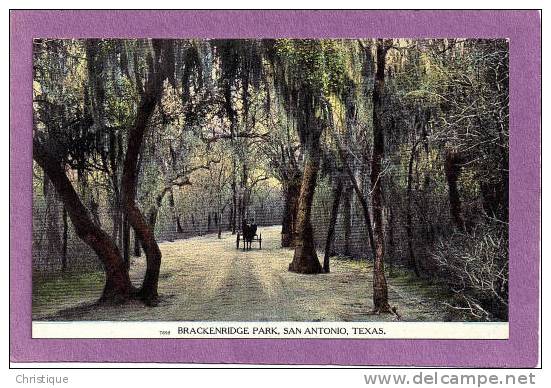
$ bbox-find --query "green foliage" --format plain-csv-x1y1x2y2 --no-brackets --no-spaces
275,39,348,97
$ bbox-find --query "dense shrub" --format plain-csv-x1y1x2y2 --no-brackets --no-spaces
432,220,508,321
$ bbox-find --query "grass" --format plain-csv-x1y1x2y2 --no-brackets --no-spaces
32,270,105,318
331,255,455,320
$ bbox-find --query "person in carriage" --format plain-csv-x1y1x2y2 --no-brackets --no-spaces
240,218,259,250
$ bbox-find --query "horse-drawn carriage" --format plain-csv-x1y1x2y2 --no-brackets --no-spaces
236,221,262,250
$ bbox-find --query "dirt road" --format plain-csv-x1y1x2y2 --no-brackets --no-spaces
34,225,449,321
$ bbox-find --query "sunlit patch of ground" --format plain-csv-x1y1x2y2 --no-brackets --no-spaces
33,225,451,321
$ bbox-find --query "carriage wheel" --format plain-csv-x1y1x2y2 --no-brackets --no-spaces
259,233,262,250
236,232,240,249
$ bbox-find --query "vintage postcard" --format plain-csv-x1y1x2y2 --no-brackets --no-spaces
11,10,540,366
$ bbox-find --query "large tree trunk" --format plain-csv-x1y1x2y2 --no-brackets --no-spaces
121,40,173,306
444,150,465,231
33,140,133,303
288,91,324,274
323,176,343,273
370,39,391,313
281,174,301,248
289,144,323,274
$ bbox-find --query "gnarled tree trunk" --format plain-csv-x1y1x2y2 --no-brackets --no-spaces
288,92,323,274
289,143,323,274
121,39,173,306
33,140,133,304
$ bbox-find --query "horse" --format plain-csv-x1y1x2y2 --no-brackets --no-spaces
242,220,258,250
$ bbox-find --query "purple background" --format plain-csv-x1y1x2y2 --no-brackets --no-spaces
10,10,541,366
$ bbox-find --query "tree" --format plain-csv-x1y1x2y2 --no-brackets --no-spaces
33,139,134,303
263,113,302,248
121,39,175,305
33,39,175,305
287,90,324,273
369,39,392,313
406,137,422,276
272,40,347,274
206,151,232,239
